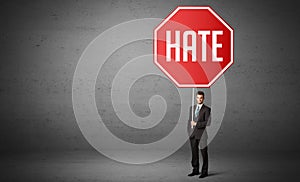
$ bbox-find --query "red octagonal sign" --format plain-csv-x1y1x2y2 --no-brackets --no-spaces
154,6,233,87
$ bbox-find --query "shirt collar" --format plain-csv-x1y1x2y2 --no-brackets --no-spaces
197,103,203,108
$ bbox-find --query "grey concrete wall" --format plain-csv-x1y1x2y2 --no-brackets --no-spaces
0,0,299,154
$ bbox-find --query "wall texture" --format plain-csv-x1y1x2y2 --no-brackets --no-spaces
0,0,299,154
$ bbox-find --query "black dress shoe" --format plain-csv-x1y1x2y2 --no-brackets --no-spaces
187,171,200,176
199,173,208,178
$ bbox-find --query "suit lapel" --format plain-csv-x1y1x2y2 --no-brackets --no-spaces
200,104,205,113
198,104,205,119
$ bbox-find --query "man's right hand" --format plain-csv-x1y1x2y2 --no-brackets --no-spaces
191,121,197,127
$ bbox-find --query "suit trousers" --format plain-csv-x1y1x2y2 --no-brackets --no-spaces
189,136,208,173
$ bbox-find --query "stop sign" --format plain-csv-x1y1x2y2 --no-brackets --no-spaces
154,6,233,87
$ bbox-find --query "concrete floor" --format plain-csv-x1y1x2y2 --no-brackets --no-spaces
1,149,299,182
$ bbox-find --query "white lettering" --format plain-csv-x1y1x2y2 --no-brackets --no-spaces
165,30,223,62
166,30,180,62
197,31,210,62
212,30,223,62
183,31,197,62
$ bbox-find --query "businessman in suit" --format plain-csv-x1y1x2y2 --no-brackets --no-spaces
187,91,211,178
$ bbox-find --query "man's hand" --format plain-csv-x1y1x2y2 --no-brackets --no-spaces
191,121,197,127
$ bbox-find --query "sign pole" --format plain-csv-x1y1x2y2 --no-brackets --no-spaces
191,88,194,128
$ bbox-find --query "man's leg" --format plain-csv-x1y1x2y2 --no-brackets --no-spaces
190,137,200,173
200,146,208,174
199,130,208,176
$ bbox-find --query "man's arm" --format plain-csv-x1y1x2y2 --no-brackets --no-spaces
196,107,211,129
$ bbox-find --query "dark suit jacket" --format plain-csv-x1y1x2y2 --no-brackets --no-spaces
187,104,211,139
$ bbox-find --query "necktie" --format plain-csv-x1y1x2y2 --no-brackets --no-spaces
195,105,200,117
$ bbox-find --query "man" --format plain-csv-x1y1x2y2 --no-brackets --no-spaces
187,91,211,178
